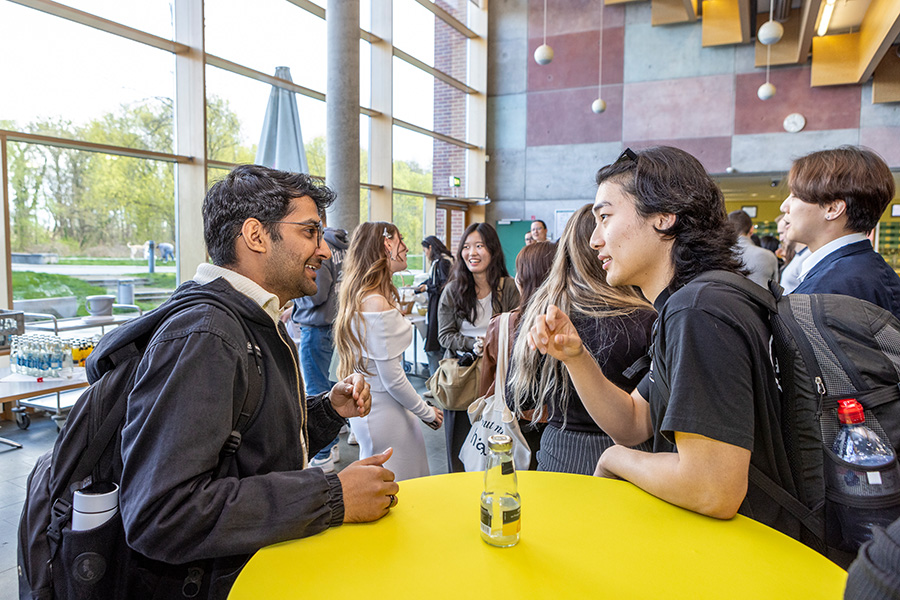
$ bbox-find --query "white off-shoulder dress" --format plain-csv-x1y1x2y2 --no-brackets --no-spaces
349,305,436,480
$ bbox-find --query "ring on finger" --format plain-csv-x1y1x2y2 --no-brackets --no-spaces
388,494,398,508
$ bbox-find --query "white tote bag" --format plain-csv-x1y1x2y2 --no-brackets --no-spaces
460,312,532,471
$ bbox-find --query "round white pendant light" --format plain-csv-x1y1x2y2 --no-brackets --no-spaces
534,44,554,65
535,0,554,65
757,20,784,45
757,82,776,100
756,2,780,101
591,1,606,114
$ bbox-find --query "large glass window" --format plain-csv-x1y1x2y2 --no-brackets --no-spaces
394,0,469,83
361,39,372,108
360,115,371,184
206,65,326,169
393,58,436,131
429,0,471,25
393,126,468,201
0,0,487,333
205,0,327,93
393,60,468,141
58,0,175,39
8,142,175,314
393,0,435,65
393,192,425,273
393,126,435,195
0,3,176,153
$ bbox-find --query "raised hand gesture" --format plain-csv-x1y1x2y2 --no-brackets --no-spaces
527,304,585,363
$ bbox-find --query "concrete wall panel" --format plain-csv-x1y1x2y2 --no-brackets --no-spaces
735,67,861,134
623,75,734,140
527,85,623,146
487,148,526,202
623,137,733,173
524,199,595,240
490,0,529,41
859,127,900,167
488,93,527,150
733,44,758,75
489,38,529,96
486,200,526,224
624,21,735,83
732,129,860,172
524,142,621,201
625,1,652,25
860,84,900,129
486,0,900,222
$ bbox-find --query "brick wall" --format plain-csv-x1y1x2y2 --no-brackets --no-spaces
433,1,468,201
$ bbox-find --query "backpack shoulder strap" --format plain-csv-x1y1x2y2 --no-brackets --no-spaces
747,464,827,551
195,300,263,476
691,270,780,314
68,297,262,487
622,355,651,380
687,271,838,549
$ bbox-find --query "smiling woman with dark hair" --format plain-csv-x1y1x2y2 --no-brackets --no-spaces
478,239,557,469
437,222,520,472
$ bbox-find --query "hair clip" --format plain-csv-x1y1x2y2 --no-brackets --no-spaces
383,227,392,239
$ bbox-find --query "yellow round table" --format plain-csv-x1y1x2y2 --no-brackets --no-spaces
230,471,847,599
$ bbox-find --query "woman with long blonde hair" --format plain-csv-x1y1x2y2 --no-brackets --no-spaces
335,222,442,481
507,204,656,474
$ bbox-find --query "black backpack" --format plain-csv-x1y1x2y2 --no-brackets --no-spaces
694,271,900,567
17,297,263,600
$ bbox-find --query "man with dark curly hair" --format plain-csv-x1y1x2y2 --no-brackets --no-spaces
528,146,799,541
110,165,398,599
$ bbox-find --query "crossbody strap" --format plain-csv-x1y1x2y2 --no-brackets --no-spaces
748,464,826,551
494,312,512,401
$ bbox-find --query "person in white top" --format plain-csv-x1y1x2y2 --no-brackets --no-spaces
775,213,807,294
334,222,443,481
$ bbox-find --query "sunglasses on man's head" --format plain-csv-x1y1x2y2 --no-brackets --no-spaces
614,148,638,165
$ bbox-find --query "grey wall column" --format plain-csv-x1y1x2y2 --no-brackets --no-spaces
326,0,360,233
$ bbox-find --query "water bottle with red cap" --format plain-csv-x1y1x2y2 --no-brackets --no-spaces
832,399,895,467
827,398,900,551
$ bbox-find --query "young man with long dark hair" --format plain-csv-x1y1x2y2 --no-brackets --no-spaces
529,147,798,540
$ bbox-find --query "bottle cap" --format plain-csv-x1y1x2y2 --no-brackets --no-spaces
837,399,865,425
488,434,512,452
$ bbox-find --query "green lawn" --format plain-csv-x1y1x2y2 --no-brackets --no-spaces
12,271,176,315
12,271,106,301
57,257,175,266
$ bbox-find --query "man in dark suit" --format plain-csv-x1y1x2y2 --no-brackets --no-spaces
780,146,900,319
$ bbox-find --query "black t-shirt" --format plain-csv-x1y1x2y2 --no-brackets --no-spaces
636,276,799,539
546,309,656,433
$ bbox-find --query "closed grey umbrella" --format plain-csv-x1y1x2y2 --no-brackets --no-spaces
256,66,308,174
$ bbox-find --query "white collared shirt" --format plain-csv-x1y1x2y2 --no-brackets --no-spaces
193,263,289,324
798,233,868,283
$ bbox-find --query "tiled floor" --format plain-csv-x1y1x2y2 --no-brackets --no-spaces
0,374,447,600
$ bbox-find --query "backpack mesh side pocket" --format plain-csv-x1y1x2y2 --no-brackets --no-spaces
823,447,900,553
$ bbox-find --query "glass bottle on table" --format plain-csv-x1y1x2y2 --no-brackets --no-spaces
480,434,521,547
